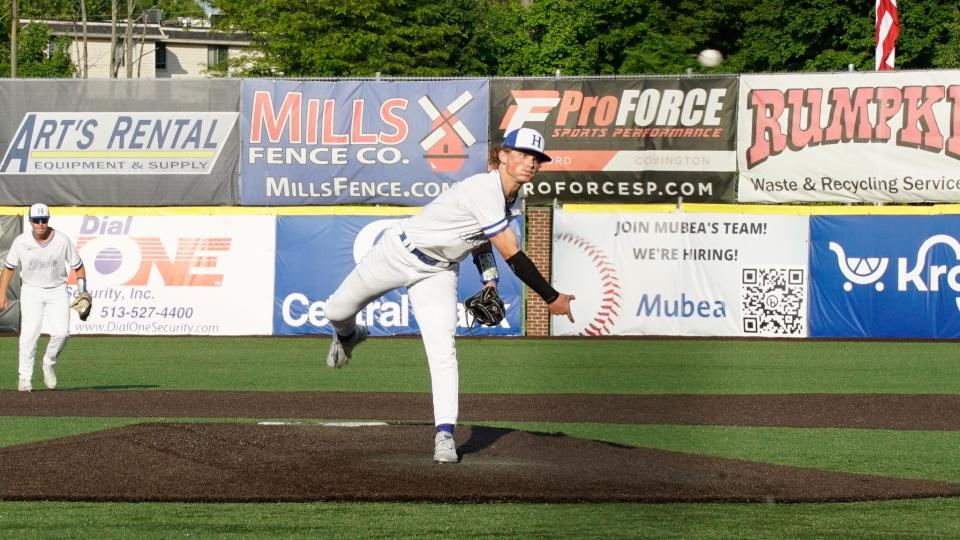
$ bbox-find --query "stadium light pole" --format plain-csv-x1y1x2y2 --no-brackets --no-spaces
9,0,17,77
125,0,134,78
110,0,118,78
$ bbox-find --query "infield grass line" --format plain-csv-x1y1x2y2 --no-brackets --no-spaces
7,336,960,394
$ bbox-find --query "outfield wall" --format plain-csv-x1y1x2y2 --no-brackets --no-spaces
3,73,960,207
3,72,960,338
2,204,957,339
551,203,960,339
0,207,524,337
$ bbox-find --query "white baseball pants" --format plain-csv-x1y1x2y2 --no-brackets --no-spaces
18,284,70,381
326,229,460,426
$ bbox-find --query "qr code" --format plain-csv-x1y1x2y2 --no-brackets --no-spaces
741,267,806,336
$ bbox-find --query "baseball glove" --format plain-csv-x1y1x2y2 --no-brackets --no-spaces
464,286,505,327
71,291,92,321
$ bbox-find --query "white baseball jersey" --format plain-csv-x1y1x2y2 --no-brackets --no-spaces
4,229,82,287
402,169,520,262
326,168,520,429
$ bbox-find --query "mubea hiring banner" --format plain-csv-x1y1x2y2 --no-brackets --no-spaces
551,208,808,337
810,215,960,338
491,78,738,204
739,71,960,203
240,79,489,206
273,215,523,336
48,214,275,336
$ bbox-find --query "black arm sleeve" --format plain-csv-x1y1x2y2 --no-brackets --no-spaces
505,250,559,304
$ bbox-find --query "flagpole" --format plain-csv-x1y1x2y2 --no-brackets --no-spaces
875,0,900,71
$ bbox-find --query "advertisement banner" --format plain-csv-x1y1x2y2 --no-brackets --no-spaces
552,209,808,337
810,215,960,338
273,215,523,336
47,215,275,335
490,78,738,203
739,71,960,203
240,79,489,206
0,80,240,205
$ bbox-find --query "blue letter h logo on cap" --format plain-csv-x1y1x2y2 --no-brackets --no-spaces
530,134,543,148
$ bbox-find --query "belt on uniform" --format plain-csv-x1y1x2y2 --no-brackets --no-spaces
399,232,453,268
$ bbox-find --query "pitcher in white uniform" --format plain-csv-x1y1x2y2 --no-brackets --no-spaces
324,128,576,463
0,203,88,392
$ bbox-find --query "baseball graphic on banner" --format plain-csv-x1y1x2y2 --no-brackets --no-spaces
552,233,621,336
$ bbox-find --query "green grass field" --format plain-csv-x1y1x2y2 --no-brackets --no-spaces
2,336,960,538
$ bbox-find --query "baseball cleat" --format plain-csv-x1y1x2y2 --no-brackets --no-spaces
326,325,369,369
17,378,32,392
42,365,57,390
342,325,369,357
433,431,458,463
326,338,347,368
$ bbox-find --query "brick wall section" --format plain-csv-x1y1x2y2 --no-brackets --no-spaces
525,207,553,336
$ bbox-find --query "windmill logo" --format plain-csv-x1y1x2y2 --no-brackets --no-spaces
828,242,889,292
418,92,477,173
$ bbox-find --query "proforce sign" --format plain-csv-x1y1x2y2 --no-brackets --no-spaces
491,78,738,204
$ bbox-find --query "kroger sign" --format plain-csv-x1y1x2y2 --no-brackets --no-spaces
810,215,960,338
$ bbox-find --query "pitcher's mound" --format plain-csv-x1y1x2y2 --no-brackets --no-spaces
0,423,956,503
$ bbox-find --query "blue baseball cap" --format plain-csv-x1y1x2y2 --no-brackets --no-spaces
502,128,551,163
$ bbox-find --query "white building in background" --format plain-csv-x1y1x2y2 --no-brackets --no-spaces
29,14,252,78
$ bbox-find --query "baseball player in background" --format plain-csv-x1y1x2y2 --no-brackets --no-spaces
0,204,87,392
325,128,576,463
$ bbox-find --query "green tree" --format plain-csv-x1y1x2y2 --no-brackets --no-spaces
899,0,960,68
210,0,492,76
0,23,74,77
0,0,209,77
174,0,960,76
715,0,960,73
13,0,204,21
487,0,705,76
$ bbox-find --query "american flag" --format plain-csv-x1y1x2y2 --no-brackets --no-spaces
875,0,899,70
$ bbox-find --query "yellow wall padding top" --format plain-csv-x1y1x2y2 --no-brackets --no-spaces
563,203,960,215
3,203,960,217
0,206,420,216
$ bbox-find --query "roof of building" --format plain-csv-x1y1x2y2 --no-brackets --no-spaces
26,19,252,46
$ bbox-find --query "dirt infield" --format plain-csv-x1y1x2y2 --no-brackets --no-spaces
1,390,959,503
5,391,960,429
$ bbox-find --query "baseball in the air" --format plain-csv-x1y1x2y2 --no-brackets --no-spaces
697,49,723,68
